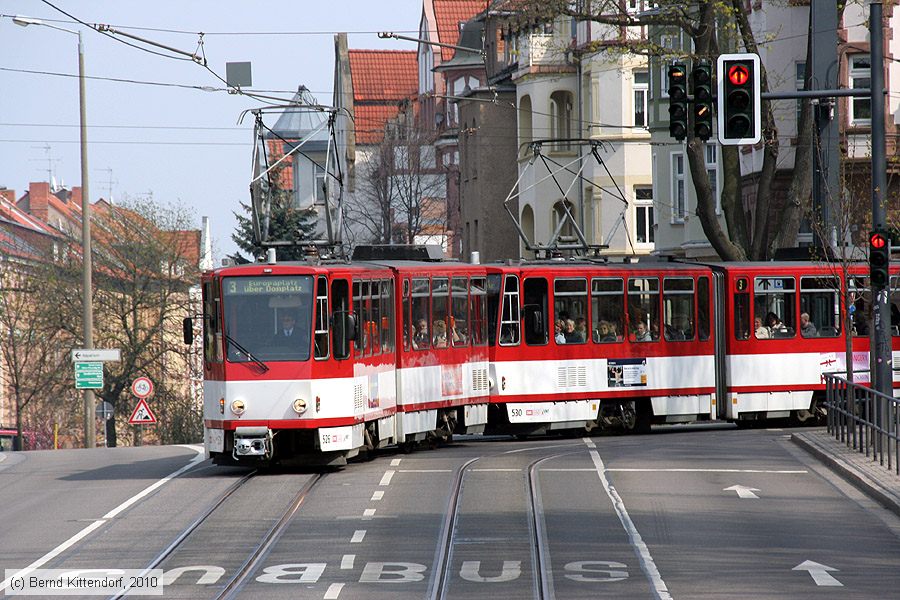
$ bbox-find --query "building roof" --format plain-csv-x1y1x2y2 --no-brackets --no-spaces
267,86,330,143
348,50,418,144
348,50,418,102
435,18,485,71
433,0,486,62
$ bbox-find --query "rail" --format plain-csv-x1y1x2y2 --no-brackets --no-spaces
824,371,900,476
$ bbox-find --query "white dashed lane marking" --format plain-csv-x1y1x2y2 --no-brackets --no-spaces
390,458,402,466
362,508,376,520
379,470,395,486
371,490,384,501
324,582,344,599
351,530,366,543
341,554,355,569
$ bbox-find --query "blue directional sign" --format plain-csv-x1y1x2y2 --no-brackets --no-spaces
75,361,103,390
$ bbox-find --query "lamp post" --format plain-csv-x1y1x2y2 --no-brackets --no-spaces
13,16,95,449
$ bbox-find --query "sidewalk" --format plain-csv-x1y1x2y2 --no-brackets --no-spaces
792,427,900,518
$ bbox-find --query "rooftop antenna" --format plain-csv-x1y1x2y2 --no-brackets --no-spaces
96,167,118,202
28,144,61,189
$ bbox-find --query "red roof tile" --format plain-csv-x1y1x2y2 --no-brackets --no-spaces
433,0,485,61
348,50,418,144
348,50,418,103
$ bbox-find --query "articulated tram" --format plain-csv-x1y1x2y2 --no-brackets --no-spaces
184,251,900,465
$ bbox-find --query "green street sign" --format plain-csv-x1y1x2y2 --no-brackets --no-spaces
75,361,103,390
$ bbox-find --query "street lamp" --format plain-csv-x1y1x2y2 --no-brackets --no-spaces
13,15,95,448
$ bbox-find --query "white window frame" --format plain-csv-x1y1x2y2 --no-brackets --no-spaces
705,144,720,215
634,186,654,245
849,54,871,125
633,70,649,128
314,163,327,206
671,152,686,223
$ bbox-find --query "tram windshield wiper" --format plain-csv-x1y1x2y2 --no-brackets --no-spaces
224,333,270,372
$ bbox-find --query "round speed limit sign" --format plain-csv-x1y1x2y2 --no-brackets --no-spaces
131,376,154,398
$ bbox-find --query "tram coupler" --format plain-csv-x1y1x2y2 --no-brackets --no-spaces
232,426,273,460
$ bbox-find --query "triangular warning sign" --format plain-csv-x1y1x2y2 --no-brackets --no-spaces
128,398,157,425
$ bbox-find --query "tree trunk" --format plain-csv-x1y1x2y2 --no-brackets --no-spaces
15,399,23,451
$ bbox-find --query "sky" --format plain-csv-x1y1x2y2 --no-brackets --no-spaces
1,0,421,261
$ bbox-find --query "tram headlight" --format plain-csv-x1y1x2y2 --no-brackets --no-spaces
292,398,308,415
219,397,225,414
231,399,246,416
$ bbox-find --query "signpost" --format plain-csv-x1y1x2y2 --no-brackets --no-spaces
74,362,103,390
71,348,121,362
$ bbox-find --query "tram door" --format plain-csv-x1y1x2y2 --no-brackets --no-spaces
711,269,728,420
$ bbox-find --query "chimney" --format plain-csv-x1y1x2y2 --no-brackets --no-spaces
26,182,51,222
0,189,15,203
71,186,82,207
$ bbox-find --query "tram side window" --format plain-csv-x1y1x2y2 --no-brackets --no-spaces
403,279,411,351
432,278,450,348
471,277,488,346
523,277,549,345
800,276,839,337
698,276,711,341
500,275,521,345
353,281,366,356
628,277,660,342
451,277,470,347
754,276,796,339
203,281,223,363
370,281,382,356
381,280,394,353
554,278,588,344
848,276,872,337
487,274,502,346
411,278,431,350
734,288,751,340
663,277,695,341
314,276,329,359
331,279,351,360
591,278,624,343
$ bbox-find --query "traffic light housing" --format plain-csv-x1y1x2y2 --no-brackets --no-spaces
667,63,688,141
870,230,891,289
692,61,713,141
716,53,761,145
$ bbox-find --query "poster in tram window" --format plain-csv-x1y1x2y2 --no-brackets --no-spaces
608,358,647,387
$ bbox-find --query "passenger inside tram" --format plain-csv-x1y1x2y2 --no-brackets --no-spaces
633,321,652,342
799,312,817,337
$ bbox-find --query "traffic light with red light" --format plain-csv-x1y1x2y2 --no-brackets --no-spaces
692,61,713,141
870,230,891,289
716,53,761,145
667,63,688,141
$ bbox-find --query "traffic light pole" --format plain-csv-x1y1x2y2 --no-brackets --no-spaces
869,3,891,411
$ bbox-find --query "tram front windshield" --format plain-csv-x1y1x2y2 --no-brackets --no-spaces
222,275,314,362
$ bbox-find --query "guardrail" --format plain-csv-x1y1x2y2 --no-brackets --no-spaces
824,372,900,476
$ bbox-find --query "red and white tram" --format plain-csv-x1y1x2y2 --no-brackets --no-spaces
185,252,490,465
185,248,900,465
484,261,716,434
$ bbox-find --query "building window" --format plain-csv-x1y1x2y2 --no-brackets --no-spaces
519,95,533,151
549,90,574,150
315,163,326,205
635,187,654,244
849,54,871,124
634,70,649,128
671,152,686,222
705,144,719,214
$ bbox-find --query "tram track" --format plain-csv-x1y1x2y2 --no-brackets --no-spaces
107,468,326,600
428,448,580,600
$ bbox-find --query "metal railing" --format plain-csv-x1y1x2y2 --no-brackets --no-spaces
824,371,900,476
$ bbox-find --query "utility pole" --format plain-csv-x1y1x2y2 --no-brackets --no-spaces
811,0,840,250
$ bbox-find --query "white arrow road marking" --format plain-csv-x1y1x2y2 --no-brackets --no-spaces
723,485,760,499
793,561,843,587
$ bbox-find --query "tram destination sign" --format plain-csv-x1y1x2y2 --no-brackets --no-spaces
71,348,121,363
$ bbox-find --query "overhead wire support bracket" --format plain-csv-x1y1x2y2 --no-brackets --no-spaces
95,23,206,64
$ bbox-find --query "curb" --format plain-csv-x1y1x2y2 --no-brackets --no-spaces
791,433,900,519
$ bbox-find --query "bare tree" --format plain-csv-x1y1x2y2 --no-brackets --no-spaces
44,198,202,447
0,250,73,449
511,0,837,261
344,113,448,246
